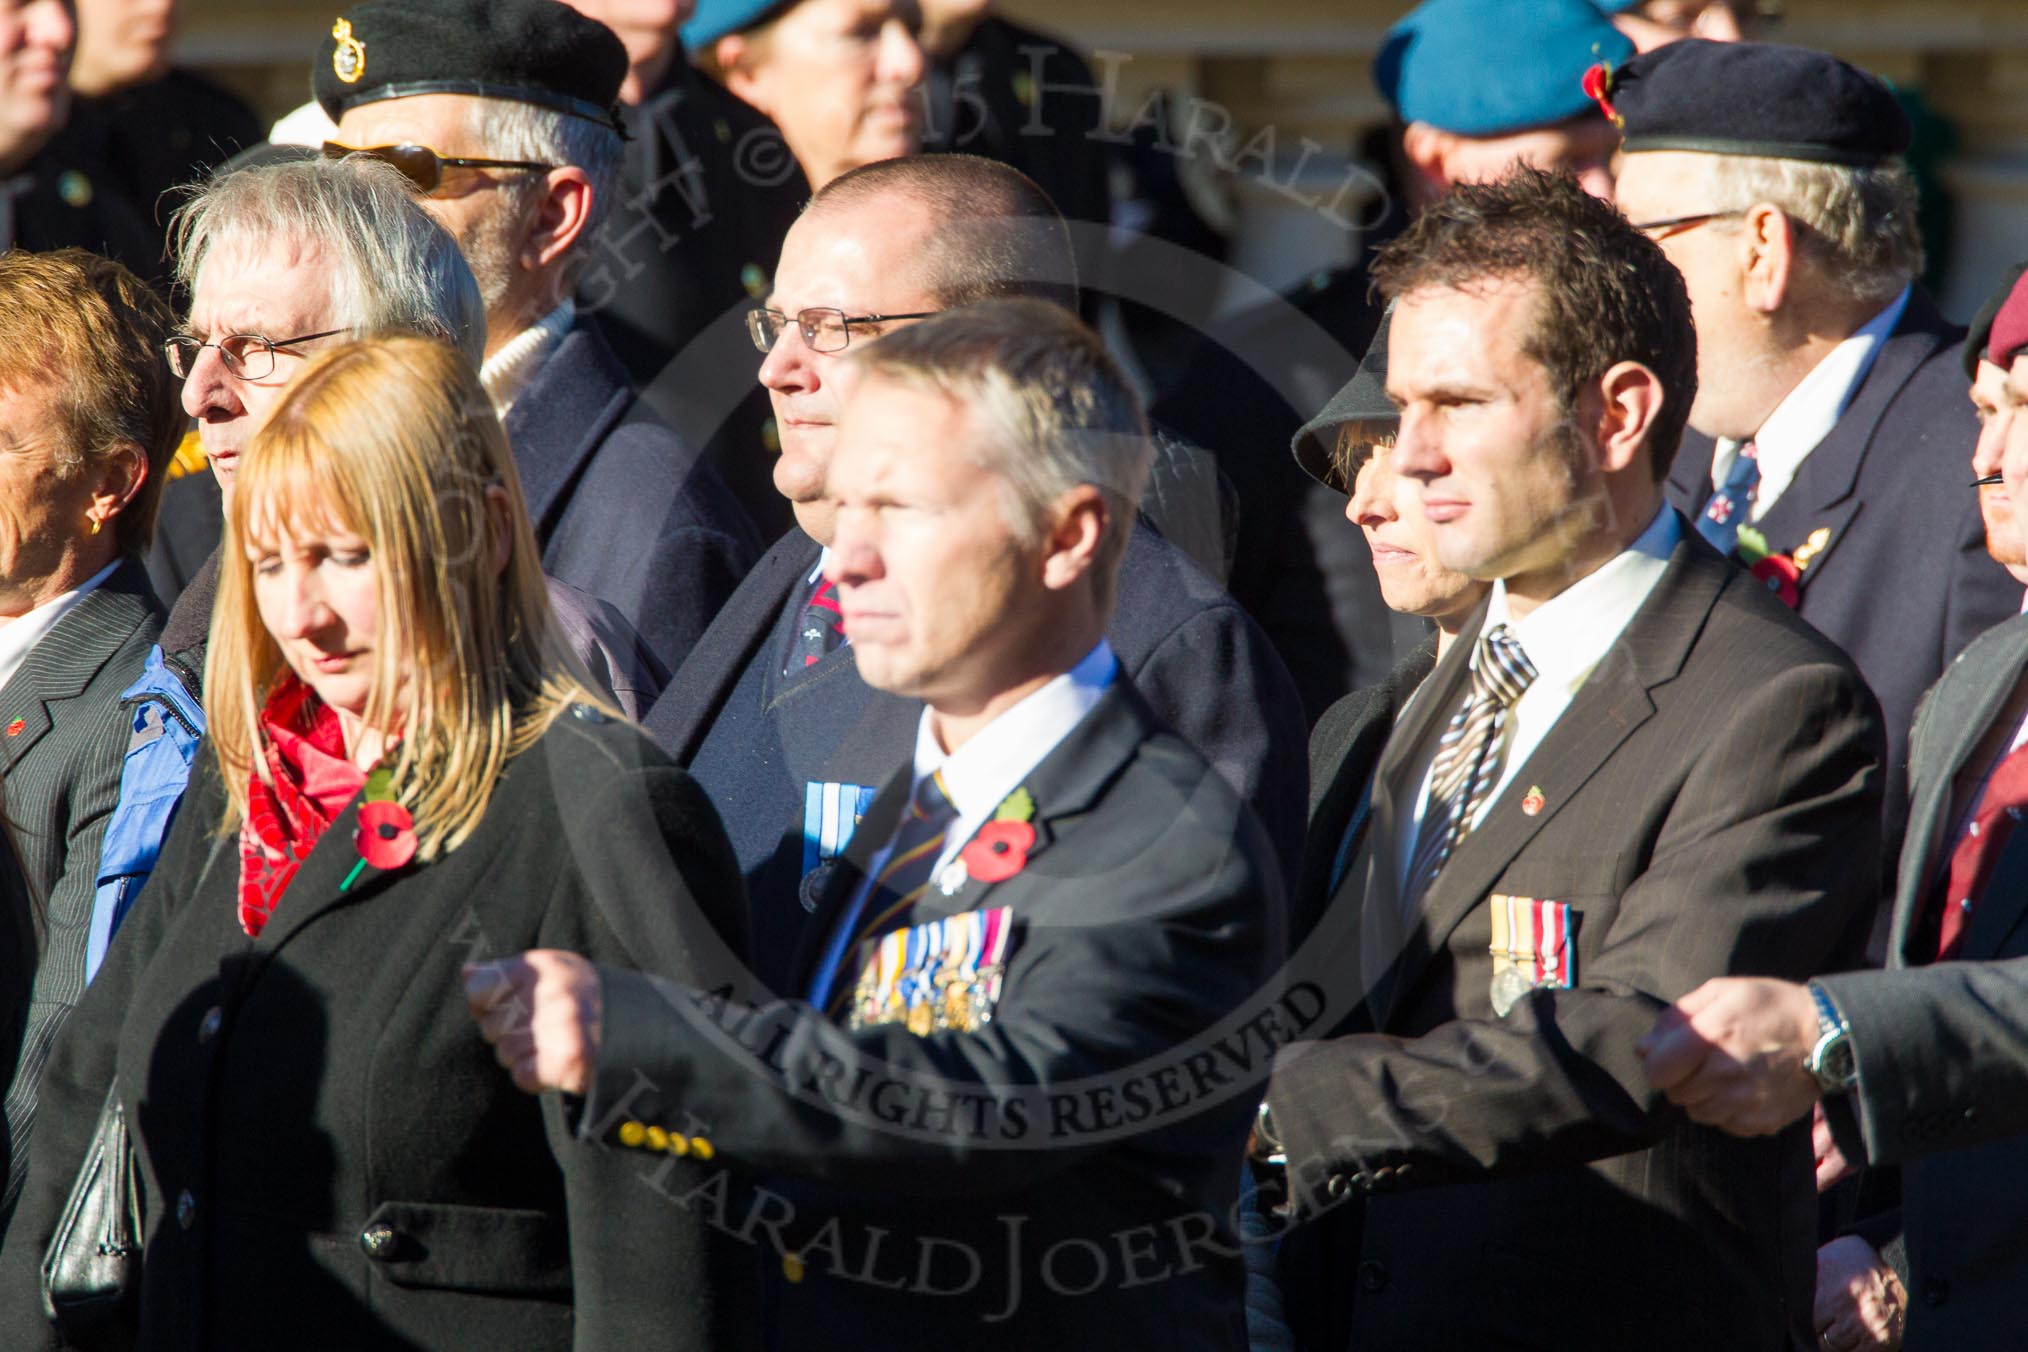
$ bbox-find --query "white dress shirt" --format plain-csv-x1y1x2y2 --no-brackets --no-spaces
0,561,119,696
1708,285,1911,521
1397,507,1680,890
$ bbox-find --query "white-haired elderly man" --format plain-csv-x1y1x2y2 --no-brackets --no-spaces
1607,41,2020,870
315,0,761,674
469,299,1284,1350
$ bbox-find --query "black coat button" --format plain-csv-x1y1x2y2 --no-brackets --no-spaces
1359,1259,1389,1292
176,1190,196,1230
361,1223,399,1260
1326,1173,1351,1199
197,1007,222,1044
1923,1277,1950,1307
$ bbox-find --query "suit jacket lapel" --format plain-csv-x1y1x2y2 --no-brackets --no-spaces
1664,429,1717,519
0,559,157,768
1378,531,1722,1023
1753,291,1949,553
655,532,817,763
502,323,631,538
785,680,1152,992
1296,640,1436,909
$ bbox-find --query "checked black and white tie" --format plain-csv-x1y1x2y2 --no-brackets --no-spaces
1400,625,1538,911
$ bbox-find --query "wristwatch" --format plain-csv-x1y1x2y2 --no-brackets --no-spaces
1804,981,1857,1097
1251,1100,1287,1165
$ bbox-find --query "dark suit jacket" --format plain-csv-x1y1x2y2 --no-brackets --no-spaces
591,678,1281,1349
0,710,757,1350
0,559,162,1219
647,523,1308,990
1665,288,2020,860
504,319,762,674
1818,613,2028,1349
1265,524,1886,1352
580,60,808,541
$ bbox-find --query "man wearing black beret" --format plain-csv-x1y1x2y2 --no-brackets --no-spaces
1610,40,2019,881
318,0,761,676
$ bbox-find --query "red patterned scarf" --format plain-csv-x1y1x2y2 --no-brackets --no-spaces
239,675,366,936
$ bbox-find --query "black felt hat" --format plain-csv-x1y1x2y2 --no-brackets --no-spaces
315,0,628,135
1598,39,1909,167
1292,305,1397,492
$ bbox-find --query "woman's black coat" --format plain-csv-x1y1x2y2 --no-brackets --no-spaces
0,706,756,1350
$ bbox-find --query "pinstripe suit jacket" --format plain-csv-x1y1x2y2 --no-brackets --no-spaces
1266,522,1886,1352
0,558,162,1219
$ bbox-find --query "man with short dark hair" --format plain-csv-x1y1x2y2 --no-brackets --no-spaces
645,153,1306,992
472,299,1282,1349
1258,168,1885,1352
316,0,761,672
1609,41,2020,865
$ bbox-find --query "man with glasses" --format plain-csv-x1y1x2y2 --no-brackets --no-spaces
643,152,1307,993
1607,41,2018,877
313,0,760,673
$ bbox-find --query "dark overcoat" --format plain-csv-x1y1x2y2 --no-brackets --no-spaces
0,710,757,1350
504,319,762,675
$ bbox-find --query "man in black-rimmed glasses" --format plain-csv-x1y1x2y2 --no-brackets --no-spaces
308,0,761,676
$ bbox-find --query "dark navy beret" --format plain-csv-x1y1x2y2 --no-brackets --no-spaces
1376,0,1632,137
1292,305,1397,491
1598,39,1910,166
315,0,628,135
683,0,798,49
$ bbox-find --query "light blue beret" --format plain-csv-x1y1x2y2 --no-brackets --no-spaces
1375,0,1635,136
682,0,797,49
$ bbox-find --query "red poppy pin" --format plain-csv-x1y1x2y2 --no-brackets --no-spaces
954,786,1038,886
4,718,21,737
348,766,416,878
1582,62,1622,128
1521,785,1546,817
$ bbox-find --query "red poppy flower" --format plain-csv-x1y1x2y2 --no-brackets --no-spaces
354,800,418,870
1750,554,1801,609
1582,63,1619,126
960,820,1036,884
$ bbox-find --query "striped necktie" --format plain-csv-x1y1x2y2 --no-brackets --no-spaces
1696,441,1760,554
807,771,961,1013
1401,625,1538,910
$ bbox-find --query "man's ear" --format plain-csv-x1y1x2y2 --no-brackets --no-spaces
716,33,770,113
1738,202,1796,315
1400,121,1453,202
86,442,149,537
1039,485,1107,593
521,166,595,275
1589,361,1666,478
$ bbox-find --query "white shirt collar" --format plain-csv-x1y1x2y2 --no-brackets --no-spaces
0,560,119,697
1714,284,1910,519
1481,505,1680,693
480,298,577,417
909,640,1117,865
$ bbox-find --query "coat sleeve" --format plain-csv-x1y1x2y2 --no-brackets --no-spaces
0,754,226,1351
1817,957,2028,1167
1264,659,1883,1196
531,730,758,1352
582,766,1278,1200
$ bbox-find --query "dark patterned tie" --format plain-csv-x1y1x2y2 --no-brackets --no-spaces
795,577,844,668
1696,441,1760,554
807,772,961,1013
1401,625,1538,910
1933,741,2028,959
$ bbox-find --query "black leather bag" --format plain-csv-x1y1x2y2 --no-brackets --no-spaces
39,1085,143,1348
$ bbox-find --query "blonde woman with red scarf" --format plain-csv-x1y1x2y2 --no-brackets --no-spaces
0,337,755,1351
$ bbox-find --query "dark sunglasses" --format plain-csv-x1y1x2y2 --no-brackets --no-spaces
320,141,557,195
